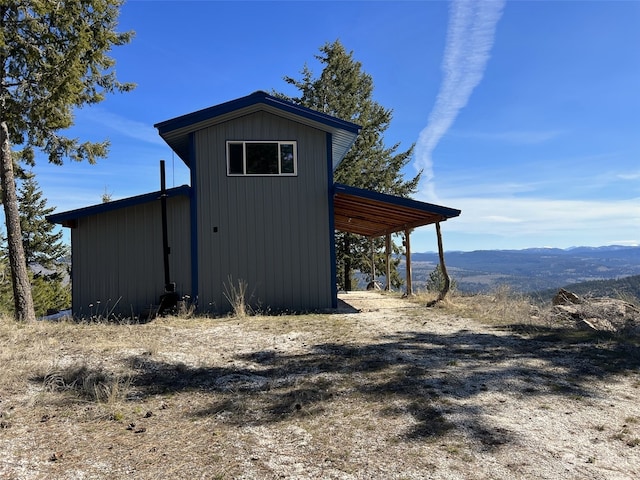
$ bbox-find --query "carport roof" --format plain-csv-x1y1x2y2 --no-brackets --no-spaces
333,183,461,237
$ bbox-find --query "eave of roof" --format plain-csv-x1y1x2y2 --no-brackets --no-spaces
333,183,461,237
154,91,361,169
47,185,191,227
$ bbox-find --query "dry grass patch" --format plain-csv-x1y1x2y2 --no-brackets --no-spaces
411,285,535,327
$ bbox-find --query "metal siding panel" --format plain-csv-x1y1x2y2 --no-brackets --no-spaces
188,132,199,308
69,196,190,318
195,110,332,313
194,133,211,307
168,196,193,299
195,127,225,311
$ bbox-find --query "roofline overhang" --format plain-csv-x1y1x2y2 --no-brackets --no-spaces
155,91,360,135
46,184,191,228
154,91,361,169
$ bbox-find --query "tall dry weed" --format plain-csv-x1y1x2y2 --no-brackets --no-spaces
223,276,253,317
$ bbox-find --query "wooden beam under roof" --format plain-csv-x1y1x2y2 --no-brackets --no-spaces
332,184,460,237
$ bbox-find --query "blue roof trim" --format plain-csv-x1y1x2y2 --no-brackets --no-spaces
332,183,462,219
154,91,361,135
154,91,361,167
47,185,192,225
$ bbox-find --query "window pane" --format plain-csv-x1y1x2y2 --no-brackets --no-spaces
280,143,295,174
228,143,244,174
246,143,278,174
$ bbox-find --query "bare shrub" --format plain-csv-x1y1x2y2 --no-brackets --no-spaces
178,294,196,318
85,297,124,322
223,276,253,317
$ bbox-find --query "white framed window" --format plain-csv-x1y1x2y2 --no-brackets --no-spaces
226,141,297,176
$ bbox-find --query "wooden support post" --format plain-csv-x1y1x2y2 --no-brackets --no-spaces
344,235,352,291
405,229,412,296
384,233,391,291
370,238,376,283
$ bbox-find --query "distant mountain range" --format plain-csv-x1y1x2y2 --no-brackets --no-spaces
395,245,640,299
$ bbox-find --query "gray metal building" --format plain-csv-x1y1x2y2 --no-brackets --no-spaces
48,91,460,317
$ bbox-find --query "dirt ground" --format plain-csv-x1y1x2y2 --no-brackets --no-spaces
1,291,639,479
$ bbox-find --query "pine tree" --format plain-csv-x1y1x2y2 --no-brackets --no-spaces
17,172,66,268
0,0,134,321
280,40,421,289
0,234,12,316
31,274,71,318
0,174,71,318
426,264,457,294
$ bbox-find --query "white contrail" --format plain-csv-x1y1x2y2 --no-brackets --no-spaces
415,0,506,201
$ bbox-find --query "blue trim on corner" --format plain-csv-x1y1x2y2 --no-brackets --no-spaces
189,132,199,311
327,133,338,309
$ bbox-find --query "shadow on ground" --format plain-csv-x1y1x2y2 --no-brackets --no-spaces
37,322,640,449
144,324,638,445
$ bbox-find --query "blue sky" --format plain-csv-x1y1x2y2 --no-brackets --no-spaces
29,0,640,252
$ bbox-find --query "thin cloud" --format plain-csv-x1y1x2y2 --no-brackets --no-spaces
415,0,506,200
609,240,640,247
76,108,166,146
617,171,640,181
482,215,523,224
428,179,540,199
450,129,565,145
409,195,640,251
441,196,640,236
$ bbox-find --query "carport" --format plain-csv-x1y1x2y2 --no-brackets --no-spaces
332,183,461,294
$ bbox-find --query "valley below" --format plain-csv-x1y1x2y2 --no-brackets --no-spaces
394,245,640,299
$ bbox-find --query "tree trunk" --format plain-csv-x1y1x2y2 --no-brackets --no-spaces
0,121,36,322
435,222,451,302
